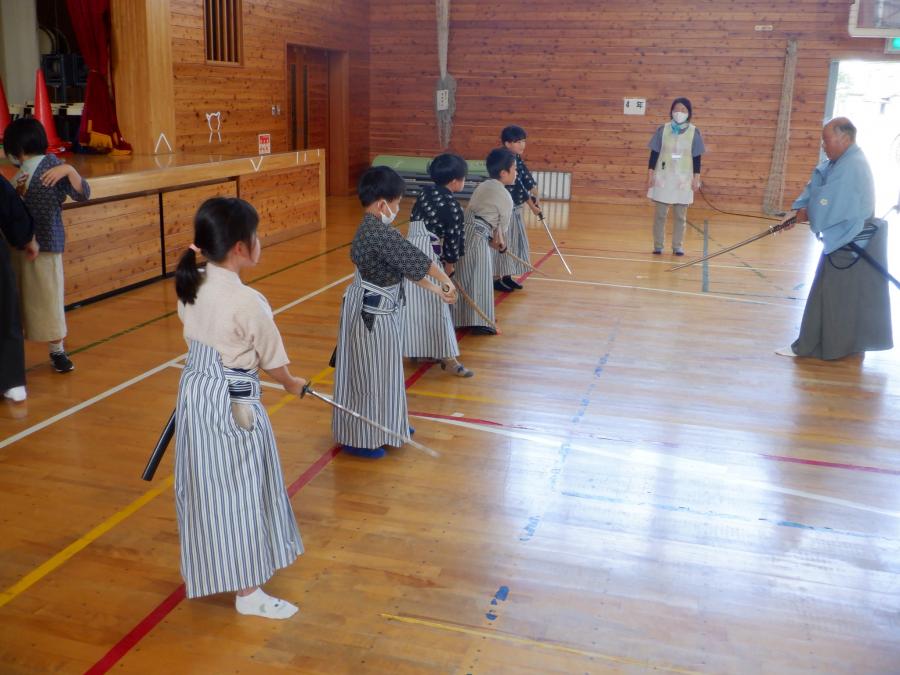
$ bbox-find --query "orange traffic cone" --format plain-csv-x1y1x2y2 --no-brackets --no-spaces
33,68,68,153
0,78,10,144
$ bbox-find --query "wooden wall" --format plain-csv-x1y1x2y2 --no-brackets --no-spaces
169,0,369,187
368,0,899,210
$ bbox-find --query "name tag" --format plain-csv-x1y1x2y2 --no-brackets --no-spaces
670,153,683,160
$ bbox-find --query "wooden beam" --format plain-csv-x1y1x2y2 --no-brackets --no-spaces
111,0,177,155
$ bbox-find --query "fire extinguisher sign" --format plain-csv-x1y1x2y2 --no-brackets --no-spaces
258,133,272,155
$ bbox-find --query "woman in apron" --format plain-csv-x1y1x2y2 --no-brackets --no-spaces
333,166,457,458
646,97,706,255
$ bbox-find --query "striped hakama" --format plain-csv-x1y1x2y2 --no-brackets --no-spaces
400,220,460,359
175,340,303,599
332,273,410,449
792,219,893,360
492,205,530,277
451,215,496,329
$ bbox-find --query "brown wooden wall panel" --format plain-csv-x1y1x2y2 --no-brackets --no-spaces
162,181,239,273
238,164,323,244
368,0,899,210
63,196,162,305
169,0,369,189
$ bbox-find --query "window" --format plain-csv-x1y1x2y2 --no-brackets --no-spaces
204,0,242,64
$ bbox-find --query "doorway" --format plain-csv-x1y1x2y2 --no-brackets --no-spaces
826,59,900,217
286,44,350,195
287,45,329,153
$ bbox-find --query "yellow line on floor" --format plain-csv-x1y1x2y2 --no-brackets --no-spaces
0,475,175,608
407,388,504,404
380,613,702,674
0,389,302,610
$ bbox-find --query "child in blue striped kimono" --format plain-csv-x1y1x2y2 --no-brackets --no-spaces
174,197,306,619
332,166,457,458
401,153,474,377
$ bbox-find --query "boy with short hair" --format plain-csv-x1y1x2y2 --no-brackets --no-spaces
5,118,90,373
401,152,474,376
496,124,540,291
451,147,517,335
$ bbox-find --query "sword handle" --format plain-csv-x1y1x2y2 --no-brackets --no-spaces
772,215,797,234
301,382,311,398
142,409,176,481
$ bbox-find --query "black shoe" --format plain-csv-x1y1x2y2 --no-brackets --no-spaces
493,279,513,292
50,351,74,373
470,326,498,336
503,275,523,290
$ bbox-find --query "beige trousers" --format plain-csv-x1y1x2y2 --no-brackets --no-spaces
11,250,67,342
652,201,688,251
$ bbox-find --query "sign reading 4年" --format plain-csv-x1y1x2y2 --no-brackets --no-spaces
623,98,646,115
258,133,272,155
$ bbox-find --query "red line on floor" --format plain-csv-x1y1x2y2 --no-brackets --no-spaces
408,410,534,430
760,453,900,476
83,248,555,674
83,585,186,675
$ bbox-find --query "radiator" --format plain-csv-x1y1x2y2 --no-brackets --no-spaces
522,201,569,230
533,170,572,201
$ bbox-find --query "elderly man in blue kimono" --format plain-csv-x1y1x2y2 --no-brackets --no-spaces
776,117,892,360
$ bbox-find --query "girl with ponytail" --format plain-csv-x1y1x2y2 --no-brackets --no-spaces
173,197,306,620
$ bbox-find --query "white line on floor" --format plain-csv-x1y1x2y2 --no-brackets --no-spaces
532,251,803,274
527,276,801,307
417,415,900,519
0,273,353,451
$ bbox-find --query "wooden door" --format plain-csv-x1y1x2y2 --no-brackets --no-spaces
287,44,330,191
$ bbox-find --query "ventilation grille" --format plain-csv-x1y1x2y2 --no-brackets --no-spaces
205,0,242,64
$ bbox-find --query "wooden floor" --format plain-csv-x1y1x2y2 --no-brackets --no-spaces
2,197,899,674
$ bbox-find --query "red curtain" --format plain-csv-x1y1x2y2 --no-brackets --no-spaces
66,0,131,153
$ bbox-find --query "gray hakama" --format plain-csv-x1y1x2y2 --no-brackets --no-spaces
792,219,893,360
492,205,530,277
332,273,410,449
451,215,496,329
175,341,303,599
400,221,460,359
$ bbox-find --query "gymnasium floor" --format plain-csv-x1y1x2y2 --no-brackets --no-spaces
1,197,899,674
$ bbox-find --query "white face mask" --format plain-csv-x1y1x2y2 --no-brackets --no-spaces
672,111,689,124
380,201,398,225
8,156,21,167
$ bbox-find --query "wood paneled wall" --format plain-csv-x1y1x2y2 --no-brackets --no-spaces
63,196,162,305
169,0,369,188
239,163,324,244
368,0,898,209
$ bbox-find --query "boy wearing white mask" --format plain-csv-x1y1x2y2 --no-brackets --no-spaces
331,166,456,458
646,97,705,255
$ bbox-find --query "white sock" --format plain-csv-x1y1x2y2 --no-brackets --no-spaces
235,588,298,619
49,341,64,354
3,386,27,402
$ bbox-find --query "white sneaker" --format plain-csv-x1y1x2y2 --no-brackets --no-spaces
235,588,298,619
774,345,797,357
3,386,27,402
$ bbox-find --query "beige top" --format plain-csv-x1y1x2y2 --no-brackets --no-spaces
466,178,514,235
178,263,289,371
